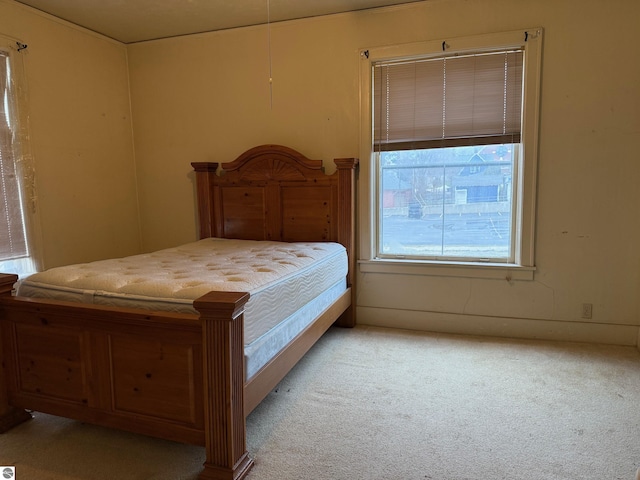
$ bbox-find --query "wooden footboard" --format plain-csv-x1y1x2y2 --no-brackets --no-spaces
0,275,350,479
0,273,255,479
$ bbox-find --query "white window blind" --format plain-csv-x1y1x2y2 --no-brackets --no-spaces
0,49,29,262
374,50,524,151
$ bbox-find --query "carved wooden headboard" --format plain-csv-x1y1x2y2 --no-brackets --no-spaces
191,144,358,287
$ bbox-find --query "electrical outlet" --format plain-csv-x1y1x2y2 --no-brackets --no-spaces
582,303,593,319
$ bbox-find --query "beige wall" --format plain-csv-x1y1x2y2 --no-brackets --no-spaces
127,18,360,251
3,0,638,345
128,0,640,345
0,0,140,269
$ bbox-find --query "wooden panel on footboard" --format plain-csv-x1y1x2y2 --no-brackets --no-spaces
0,289,207,445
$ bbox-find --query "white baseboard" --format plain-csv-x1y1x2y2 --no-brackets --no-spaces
356,306,640,347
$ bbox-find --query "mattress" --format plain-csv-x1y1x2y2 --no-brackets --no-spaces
17,238,348,377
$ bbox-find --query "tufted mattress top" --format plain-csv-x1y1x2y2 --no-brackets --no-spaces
17,238,348,345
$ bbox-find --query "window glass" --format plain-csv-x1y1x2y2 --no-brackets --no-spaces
379,144,517,261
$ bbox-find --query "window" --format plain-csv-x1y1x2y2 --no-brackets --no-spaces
359,30,542,279
0,37,38,277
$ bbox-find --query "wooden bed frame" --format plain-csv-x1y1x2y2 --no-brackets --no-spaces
0,144,358,480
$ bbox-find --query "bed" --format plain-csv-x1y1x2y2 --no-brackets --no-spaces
0,144,358,480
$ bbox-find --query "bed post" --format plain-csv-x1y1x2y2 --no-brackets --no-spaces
334,157,358,328
192,162,219,239
0,274,32,432
193,291,254,480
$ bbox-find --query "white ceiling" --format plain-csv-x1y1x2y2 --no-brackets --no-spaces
14,0,425,44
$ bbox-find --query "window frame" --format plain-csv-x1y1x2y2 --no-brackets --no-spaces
358,29,542,280
0,35,40,278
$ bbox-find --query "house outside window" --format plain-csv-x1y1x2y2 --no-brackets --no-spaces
359,29,543,280
0,37,39,278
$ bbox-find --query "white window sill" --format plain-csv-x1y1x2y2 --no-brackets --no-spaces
358,258,535,281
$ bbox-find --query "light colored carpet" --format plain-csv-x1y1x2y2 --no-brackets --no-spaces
1,325,639,479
